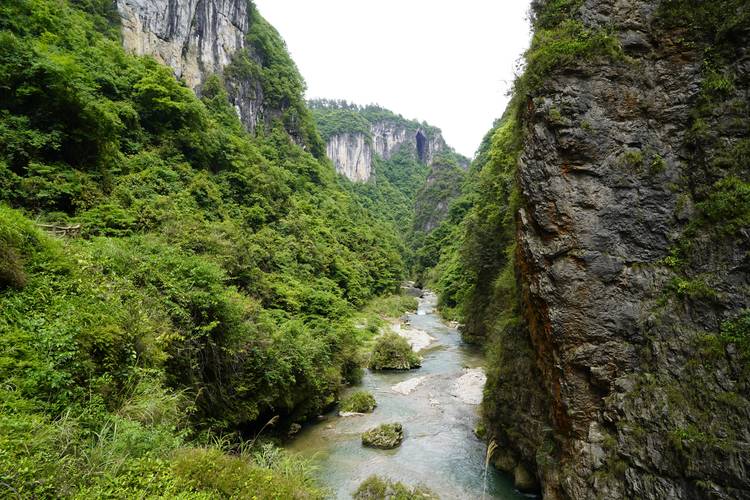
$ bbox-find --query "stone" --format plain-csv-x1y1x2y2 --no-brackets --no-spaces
287,423,301,437
483,1,750,498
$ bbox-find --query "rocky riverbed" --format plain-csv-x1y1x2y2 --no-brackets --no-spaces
285,292,526,499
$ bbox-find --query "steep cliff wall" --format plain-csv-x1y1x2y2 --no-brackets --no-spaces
116,0,324,154
327,122,445,182
433,0,750,498
326,133,372,182
117,0,249,89
310,102,450,182
503,0,750,497
371,121,445,164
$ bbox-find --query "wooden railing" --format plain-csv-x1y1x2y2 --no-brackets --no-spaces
37,223,82,237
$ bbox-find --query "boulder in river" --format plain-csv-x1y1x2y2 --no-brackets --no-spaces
449,368,486,405
361,423,404,449
369,333,422,370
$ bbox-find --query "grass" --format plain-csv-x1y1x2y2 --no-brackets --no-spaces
353,475,438,499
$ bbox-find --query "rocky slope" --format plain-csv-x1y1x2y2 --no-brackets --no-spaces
432,0,750,498
117,0,249,90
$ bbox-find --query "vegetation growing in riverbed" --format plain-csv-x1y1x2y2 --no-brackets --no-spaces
369,333,422,370
340,391,377,413
361,423,404,449
353,475,438,499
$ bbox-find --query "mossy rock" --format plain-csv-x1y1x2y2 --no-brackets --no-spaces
353,475,439,499
361,423,404,449
369,333,421,370
340,391,377,413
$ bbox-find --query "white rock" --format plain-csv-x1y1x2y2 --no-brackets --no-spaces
326,133,372,181
390,322,435,352
391,376,427,395
450,368,487,405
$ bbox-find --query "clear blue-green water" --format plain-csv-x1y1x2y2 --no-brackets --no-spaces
286,292,527,499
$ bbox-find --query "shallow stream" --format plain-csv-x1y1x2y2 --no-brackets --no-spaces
286,292,527,499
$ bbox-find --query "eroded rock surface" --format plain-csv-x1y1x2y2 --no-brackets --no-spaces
486,1,750,499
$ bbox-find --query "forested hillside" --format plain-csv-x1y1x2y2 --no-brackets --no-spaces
310,100,467,280
0,0,406,496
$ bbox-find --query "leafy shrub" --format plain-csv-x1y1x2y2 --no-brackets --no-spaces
364,293,419,319
340,391,377,413
172,445,326,499
353,474,438,499
361,423,404,449
369,333,421,370
695,176,750,235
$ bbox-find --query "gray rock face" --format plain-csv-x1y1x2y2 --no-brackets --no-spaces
492,1,750,498
117,0,265,132
371,121,444,164
326,121,446,182
327,133,372,182
118,0,249,89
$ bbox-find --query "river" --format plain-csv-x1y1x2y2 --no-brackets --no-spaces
286,291,527,499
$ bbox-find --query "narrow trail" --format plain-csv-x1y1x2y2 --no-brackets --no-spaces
286,291,526,499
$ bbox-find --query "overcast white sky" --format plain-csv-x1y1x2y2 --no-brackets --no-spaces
254,1,532,158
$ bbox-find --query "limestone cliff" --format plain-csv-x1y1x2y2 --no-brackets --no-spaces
116,0,323,154
371,121,445,165
326,133,372,182
478,1,750,498
310,101,449,182
117,0,249,90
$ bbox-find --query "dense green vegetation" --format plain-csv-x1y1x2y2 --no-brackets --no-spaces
353,475,438,499
340,390,377,413
309,99,441,142
0,0,411,496
310,100,468,278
